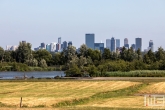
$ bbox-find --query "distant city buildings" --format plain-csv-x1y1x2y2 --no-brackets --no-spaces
94,43,104,53
58,37,61,44
111,37,116,52
131,44,136,51
68,41,72,46
63,41,68,50
106,39,111,51
85,34,95,49
6,45,18,51
149,40,154,52
41,43,45,49
116,39,120,48
124,38,129,49
135,38,142,51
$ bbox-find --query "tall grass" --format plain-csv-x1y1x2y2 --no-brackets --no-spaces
106,70,165,77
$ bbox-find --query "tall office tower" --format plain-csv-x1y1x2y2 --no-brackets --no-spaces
85,34,95,49
50,42,56,52
116,39,120,48
94,43,104,53
106,39,111,51
149,40,154,52
68,41,72,46
135,38,142,51
131,44,136,50
6,45,12,50
63,41,68,49
111,37,116,52
41,43,45,49
56,43,61,51
124,38,128,46
46,44,51,52
58,37,61,44
22,41,26,44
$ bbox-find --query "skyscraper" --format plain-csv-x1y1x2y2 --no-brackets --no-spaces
63,41,68,49
111,37,116,52
41,43,45,49
124,38,128,46
58,37,61,44
46,44,51,52
149,40,154,52
106,39,111,51
85,34,95,49
116,39,120,48
68,41,72,46
135,38,142,51
94,43,104,53
50,42,56,52
131,44,136,51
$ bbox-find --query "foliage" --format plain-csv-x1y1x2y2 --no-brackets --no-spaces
65,65,81,77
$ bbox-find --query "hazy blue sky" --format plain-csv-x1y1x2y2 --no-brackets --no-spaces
0,0,165,51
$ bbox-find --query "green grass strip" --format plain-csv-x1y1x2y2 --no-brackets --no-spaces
53,83,147,107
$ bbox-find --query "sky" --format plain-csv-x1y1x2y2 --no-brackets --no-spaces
0,0,165,51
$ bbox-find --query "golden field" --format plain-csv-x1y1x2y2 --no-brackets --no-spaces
0,80,165,110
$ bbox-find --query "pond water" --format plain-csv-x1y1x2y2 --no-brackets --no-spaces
0,71,65,79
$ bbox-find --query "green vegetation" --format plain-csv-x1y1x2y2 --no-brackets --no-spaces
1,43,165,76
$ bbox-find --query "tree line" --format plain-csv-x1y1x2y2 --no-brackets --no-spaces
0,42,165,76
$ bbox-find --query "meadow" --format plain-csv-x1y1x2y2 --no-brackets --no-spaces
0,79,165,110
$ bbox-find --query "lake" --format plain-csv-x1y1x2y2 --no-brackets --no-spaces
0,71,65,79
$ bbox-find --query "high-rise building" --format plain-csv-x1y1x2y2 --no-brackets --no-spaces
41,43,45,49
94,43,104,53
131,44,136,50
50,42,56,52
124,38,128,46
22,41,26,44
116,39,120,48
85,34,95,49
125,44,129,49
106,39,111,51
111,37,116,52
58,37,61,44
63,41,68,49
135,38,142,51
46,44,51,52
149,40,154,52
68,41,72,46
56,43,61,51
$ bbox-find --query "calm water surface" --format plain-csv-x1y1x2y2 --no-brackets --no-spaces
0,71,65,79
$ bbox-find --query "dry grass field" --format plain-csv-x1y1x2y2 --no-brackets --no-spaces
1,80,165,110
0,81,140,108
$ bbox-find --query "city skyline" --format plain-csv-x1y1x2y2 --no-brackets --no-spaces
0,0,165,50
5,35,154,52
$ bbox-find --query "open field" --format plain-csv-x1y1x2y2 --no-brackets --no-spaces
0,79,165,110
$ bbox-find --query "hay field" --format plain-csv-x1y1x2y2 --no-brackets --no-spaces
0,81,140,107
139,82,165,94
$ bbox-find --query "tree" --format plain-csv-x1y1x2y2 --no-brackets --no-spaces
87,65,98,77
16,42,32,63
98,65,107,76
65,65,81,77
155,47,165,61
3,51,11,62
0,47,4,63
136,48,142,60
102,48,111,60
39,59,47,68
79,44,88,57
33,49,52,65
78,56,87,70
